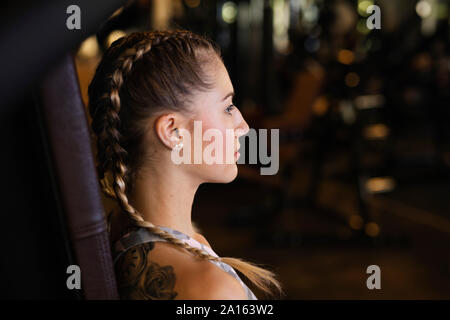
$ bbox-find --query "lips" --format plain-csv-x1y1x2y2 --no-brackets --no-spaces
234,141,240,159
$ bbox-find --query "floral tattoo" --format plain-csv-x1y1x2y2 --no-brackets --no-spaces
115,242,178,300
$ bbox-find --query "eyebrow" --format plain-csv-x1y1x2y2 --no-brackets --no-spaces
221,92,235,102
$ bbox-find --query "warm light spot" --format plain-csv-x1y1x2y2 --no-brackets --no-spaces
363,123,390,139
366,177,396,194
77,36,99,59
106,30,127,48
365,222,380,237
412,53,432,71
312,96,329,116
185,0,201,9
109,7,123,19
358,0,374,17
337,49,355,65
354,94,385,110
345,72,360,87
273,0,290,53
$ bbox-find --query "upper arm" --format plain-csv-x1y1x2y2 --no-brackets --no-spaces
177,264,248,300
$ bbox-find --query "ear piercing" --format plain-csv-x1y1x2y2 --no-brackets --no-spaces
173,128,183,150
174,142,183,150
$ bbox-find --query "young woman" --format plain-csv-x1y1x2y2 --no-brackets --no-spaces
88,29,282,300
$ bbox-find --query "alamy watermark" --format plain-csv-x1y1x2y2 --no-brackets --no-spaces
366,5,381,30
66,5,81,30
170,121,279,175
366,265,381,289
66,264,81,290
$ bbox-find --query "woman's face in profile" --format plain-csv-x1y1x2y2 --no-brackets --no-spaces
180,56,250,184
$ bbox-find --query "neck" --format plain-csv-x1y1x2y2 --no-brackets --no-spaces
128,162,201,239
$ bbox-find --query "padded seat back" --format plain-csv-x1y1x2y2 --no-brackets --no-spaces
39,53,119,299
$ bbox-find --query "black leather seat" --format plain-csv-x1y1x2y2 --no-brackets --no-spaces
38,53,119,299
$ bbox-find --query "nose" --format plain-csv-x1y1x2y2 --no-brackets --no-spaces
235,117,250,138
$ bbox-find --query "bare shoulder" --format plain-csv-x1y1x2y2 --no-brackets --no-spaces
114,241,179,299
114,241,247,300
193,232,211,247
176,259,248,300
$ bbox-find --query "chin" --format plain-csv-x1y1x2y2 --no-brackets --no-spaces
206,163,238,183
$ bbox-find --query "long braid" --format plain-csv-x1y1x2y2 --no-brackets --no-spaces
105,31,228,262
93,30,282,298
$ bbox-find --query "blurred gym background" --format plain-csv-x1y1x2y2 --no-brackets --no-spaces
72,0,450,299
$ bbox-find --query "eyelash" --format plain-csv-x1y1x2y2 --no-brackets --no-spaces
225,104,235,115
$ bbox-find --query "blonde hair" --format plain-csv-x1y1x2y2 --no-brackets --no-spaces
88,29,283,299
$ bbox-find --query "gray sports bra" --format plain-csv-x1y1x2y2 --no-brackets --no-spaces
112,225,258,300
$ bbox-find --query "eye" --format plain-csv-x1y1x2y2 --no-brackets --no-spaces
225,104,235,115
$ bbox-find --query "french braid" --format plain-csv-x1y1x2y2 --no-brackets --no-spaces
102,31,222,261
89,30,282,298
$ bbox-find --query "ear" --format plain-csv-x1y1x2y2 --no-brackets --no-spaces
154,113,183,150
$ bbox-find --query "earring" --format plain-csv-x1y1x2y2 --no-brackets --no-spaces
174,142,183,150
173,128,183,150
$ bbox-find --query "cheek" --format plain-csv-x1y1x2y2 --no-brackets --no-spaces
184,117,238,183
198,115,234,158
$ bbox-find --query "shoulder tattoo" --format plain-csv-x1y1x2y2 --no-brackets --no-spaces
115,242,178,300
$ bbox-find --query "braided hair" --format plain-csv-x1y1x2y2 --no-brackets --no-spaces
88,29,282,298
